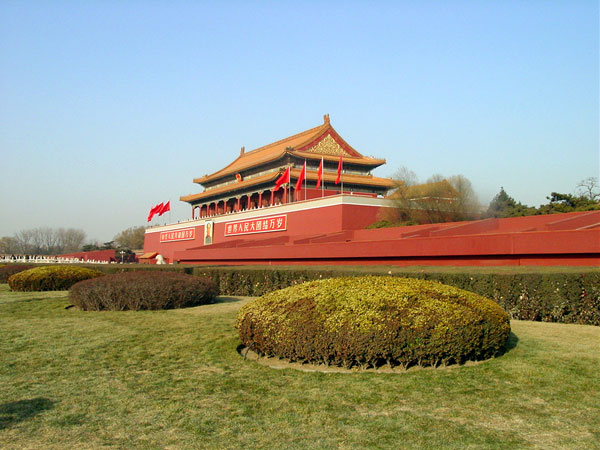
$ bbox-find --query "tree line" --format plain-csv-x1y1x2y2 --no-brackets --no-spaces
0,226,147,255
374,171,599,228
487,177,599,218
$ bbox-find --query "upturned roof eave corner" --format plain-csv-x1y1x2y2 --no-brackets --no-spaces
193,151,246,185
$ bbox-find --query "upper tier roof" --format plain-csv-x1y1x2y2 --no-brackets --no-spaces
194,115,386,185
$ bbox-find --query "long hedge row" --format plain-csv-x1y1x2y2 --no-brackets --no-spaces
77,265,600,326
191,268,600,326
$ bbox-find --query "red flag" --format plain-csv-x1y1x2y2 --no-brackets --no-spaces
335,154,342,185
274,167,290,191
147,203,163,222
316,157,323,189
158,201,170,216
295,161,306,191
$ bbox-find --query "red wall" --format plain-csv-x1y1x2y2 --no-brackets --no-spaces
58,249,117,262
144,201,382,263
174,228,599,267
145,207,600,267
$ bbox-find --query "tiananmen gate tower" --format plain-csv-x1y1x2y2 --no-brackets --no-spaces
142,116,600,266
180,114,394,217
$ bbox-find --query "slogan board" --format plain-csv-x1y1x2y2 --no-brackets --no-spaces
159,228,196,243
224,215,287,237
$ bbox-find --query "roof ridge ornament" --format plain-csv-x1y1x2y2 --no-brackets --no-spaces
323,114,330,124
240,146,245,156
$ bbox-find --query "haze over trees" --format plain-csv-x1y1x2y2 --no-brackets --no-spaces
375,172,598,228
0,228,86,255
378,167,480,226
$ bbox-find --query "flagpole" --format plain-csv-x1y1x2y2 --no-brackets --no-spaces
304,159,307,201
321,156,324,198
341,155,344,196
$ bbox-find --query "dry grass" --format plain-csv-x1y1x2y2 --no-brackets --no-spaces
0,284,598,449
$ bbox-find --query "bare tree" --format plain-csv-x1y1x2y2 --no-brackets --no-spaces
382,167,420,224
447,174,480,221
14,229,35,253
114,226,147,250
576,177,599,201
391,166,419,188
8,227,86,254
0,236,18,254
39,228,59,254
57,228,87,253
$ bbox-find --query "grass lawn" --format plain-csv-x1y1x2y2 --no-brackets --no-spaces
1,284,598,449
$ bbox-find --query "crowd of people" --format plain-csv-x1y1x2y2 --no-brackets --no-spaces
0,255,112,264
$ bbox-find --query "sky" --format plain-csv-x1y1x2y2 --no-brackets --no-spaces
1,1,598,243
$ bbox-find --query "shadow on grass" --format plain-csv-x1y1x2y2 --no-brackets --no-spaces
237,332,521,372
496,332,519,358
0,398,55,430
212,296,248,304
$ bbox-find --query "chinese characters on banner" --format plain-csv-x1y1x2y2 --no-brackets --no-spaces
159,228,195,243
224,215,287,237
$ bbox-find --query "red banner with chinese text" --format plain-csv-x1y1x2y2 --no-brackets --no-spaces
224,215,287,237
159,228,196,243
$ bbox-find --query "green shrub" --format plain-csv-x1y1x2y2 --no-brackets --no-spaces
8,266,104,291
69,271,219,311
0,264,36,283
236,276,511,369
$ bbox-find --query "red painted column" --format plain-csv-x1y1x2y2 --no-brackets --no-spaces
236,197,241,212
258,192,263,208
270,191,274,205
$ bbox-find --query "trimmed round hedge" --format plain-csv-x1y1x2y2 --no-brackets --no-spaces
236,276,511,369
8,265,104,291
0,264,36,283
69,271,219,311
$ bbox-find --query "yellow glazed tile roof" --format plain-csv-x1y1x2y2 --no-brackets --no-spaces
194,116,386,184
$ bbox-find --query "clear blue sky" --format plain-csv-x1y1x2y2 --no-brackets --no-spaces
1,1,598,243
